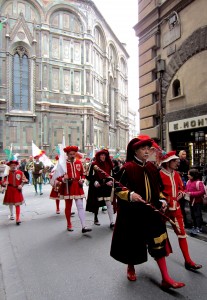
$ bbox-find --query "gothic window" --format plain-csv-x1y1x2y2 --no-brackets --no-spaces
172,79,181,97
12,47,30,111
109,45,116,65
94,27,104,50
120,57,127,76
51,11,82,33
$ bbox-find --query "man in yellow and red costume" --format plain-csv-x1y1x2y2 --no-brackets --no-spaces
60,146,92,234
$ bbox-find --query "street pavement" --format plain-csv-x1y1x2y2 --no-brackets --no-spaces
0,184,207,300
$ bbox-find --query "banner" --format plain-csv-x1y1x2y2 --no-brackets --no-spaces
50,134,67,185
32,141,53,167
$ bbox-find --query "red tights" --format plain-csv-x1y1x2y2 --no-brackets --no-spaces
56,200,60,211
156,257,176,285
15,206,20,222
65,200,73,229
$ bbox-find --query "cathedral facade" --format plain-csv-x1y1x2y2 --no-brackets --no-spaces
0,0,129,159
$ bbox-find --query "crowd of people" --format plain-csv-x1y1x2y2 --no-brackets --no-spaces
0,135,205,290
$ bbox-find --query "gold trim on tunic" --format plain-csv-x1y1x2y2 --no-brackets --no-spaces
154,232,167,244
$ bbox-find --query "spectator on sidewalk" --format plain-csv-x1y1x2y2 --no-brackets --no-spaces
185,168,205,234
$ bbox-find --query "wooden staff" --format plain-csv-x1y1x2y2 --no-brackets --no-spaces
93,164,176,227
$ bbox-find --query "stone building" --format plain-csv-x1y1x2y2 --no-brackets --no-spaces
0,0,129,159
135,0,207,166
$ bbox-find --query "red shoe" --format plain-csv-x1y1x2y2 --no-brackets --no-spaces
127,266,137,281
161,280,185,290
185,262,202,271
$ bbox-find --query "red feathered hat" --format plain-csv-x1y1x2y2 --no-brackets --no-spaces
132,135,153,150
7,160,19,166
63,146,78,153
160,151,179,164
55,155,59,161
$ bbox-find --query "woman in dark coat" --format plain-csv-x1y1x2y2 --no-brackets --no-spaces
86,149,115,228
110,136,185,290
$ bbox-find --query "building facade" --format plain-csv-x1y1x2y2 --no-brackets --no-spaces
0,0,129,159
135,0,207,166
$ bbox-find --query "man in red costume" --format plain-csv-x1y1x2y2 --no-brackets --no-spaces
86,149,114,228
160,151,202,271
110,136,185,290
2,160,28,225
60,146,92,234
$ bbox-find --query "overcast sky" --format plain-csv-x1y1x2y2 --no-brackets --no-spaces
93,0,139,111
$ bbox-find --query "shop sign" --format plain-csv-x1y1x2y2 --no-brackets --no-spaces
169,115,207,132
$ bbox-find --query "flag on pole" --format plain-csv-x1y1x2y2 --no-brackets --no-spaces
50,134,67,185
32,141,53,167
32,141,43,158
4,144,14,161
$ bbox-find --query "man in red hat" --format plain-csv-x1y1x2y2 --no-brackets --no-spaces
2,160,28,225
110,136,185,290
60,146,92,233
86,149,115,227
160,151,202,271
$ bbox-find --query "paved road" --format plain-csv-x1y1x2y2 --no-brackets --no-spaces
0,184,207,300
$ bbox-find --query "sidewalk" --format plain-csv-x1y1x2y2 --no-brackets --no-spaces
184,203,207,242
166,202,207,242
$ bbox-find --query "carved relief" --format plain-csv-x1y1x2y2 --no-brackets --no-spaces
64,71,70,92
43,65,48,89
63,40,70,59
52,15,59,27
63,14,70,28
74,42,80,63
30,8,36,21
43,34,48,56
14,46,28,58
5,3,13,15
52,68,59,90
18,3,26,16
52,38,59,59
17,31,26,40
74,71,80,93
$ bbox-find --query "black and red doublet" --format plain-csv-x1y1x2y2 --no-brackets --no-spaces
110,157,172,265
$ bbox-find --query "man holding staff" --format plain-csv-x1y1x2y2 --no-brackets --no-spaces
110,136,185,290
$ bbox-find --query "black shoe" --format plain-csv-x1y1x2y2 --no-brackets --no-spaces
110,222,115,229
67,227,74,232
71,212,75,216
94,219,100,226
185,262,202,271
40,193,43,195
82,227,92,233
16,221,21,226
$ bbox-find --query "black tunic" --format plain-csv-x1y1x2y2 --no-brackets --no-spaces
110,158,172,265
